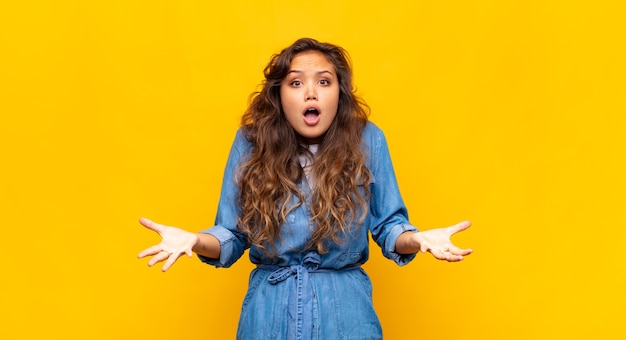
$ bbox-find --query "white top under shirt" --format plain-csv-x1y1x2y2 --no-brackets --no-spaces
298,144,318,189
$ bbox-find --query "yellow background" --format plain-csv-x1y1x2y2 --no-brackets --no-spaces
1,0,624,339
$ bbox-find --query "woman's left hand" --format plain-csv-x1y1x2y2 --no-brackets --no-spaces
412,221,473,262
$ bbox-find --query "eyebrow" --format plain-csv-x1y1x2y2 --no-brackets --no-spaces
287,70,334,76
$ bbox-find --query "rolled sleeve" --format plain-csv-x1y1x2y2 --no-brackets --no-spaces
382,224,419,266
197,226,243,268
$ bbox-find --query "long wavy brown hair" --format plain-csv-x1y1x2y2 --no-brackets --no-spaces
237,38,372,255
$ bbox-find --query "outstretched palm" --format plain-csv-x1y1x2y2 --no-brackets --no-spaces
137,218,198,271
414,221,473,262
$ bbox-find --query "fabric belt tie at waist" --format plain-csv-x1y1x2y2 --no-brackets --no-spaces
257,252,361,340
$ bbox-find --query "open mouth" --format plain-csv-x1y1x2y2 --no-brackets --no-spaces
304,107,319,118
303,107,320,125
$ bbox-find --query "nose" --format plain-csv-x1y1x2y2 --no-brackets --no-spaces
305,84,317,101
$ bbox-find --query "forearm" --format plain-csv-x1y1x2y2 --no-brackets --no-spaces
394,230,420,254
192,233,221,259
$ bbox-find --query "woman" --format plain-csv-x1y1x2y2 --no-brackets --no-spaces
138,38,472,339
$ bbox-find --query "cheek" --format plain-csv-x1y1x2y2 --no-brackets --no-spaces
329,92,340,111
332,87,340,103
280,90,298,111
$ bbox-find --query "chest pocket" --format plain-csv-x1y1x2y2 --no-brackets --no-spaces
338,252,364,266
356,174,375,199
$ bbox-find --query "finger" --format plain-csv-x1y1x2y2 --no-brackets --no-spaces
138,245,162,258
139,217,164,233
445,253,465,262
447,245,473,256
432,249,467,262
161,252,183,272
147,251,170,267
429,248,450,261
447,221,471,235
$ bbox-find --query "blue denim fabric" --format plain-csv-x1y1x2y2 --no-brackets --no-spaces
199,122,418,339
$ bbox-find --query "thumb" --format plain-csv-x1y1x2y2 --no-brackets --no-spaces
139,217,164,234
447,221,471,235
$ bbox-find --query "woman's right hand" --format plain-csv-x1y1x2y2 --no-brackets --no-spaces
137,217,199,272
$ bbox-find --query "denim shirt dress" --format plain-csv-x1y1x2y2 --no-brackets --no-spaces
198,122,418,340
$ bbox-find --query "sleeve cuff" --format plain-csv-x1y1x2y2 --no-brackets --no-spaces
197,226,236,268
383,224,419,266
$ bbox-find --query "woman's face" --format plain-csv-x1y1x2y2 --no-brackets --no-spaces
280,50,339,144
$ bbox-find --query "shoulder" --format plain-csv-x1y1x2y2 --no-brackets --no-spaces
362,121,384,137
361,121,388,149
234,127,247,140
233,127,252,146
228,127,254,158
361,122,392,171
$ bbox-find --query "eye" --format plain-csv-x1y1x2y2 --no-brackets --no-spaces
319,79,330,86
290,80,302,87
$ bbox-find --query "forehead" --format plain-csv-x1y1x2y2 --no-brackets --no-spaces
289,50,336,73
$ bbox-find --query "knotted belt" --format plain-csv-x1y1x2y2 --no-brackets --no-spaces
257,252,361,340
